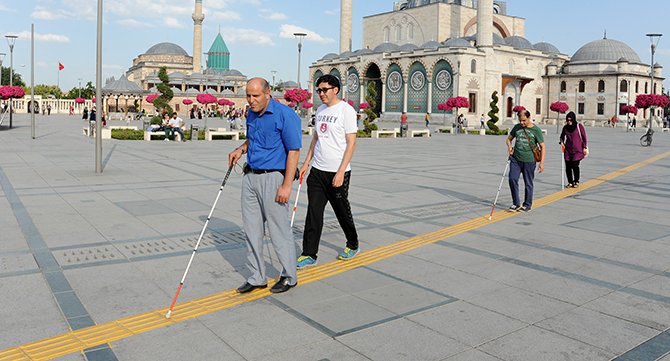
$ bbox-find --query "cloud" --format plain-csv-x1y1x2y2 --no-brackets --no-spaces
279,25,335,44
37,62,49,68
164,17,186,29
61,0,96,21
103,64,124,70
16,31,70,43
259,9,287,21
220,26,275,46
209,11,242,22
0,4,17,12
325,9,339,16
116,19,155,28
31,6,71,20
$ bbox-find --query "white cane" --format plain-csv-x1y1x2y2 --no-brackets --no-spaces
561,145,565,190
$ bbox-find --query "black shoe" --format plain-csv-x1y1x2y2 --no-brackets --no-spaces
270,276,296,293
519,206,531,212
236,282,267,294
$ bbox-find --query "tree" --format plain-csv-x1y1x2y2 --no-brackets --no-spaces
63,81,95,99
153,66,173,116
1,67,26,88
25,84,63,98
487,91,500,132
363,81,378,133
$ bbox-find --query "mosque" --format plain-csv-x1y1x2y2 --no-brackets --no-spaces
309,0,664,125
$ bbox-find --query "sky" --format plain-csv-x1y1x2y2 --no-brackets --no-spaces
0,0,668,93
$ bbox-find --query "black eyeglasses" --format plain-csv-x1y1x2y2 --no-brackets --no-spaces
316,87,335,94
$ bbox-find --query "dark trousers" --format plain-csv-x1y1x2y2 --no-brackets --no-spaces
509,157,536,208
565,160,581,184
302,168,358,260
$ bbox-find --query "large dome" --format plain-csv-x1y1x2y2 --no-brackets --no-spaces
144,42,189,57
504,36,533,50
571,38,641,64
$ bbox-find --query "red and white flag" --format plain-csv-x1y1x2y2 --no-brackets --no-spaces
58,62,64,71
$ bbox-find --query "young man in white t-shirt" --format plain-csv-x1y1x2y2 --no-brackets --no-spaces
296,74,359,269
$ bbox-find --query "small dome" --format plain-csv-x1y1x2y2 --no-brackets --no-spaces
571,38,641,64
282,80,298,88
399,43,420,52
373,42,400,53
170,86,181,93
168,71,185,79
492,34,505,45
339,51,356,58
420,40,443,50
617,57,628,63
444,38,472,48
146,71,158,78
204,68,218,75
321,53,339,60
144,42,189,57
533,42,560,54
185,88,199,94
237,88,246,95
504,36,533,50
190,73,204,80
205,88,218,94
354,48,374,55
223,69,244,77
271,91,284,99
547,61,558,67
654,62,663,68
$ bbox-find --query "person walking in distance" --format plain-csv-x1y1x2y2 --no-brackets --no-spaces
296,74,360,269
506,110,545,212
559,111,587,188
228,78,301,294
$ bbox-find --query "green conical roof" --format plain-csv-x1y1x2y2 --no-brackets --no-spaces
208,33,229,54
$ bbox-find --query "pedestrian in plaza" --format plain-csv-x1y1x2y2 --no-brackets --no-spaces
425,113,430,127
228,77,301,294
197,108,202,119
42,104,46,116
559,111,587,188
162,113,173,141
296,74,360,270
401,111,407,124
506,109,545,212
47,104,52,115
82,107,88,120
481,114,486,129
610,115,616,127
631,114,637,131
169,112,186,142
190,107,195,119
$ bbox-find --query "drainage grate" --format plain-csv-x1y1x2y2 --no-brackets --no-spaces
179,231,247,249
53,246,119,265
355,213,408,225
118,240,185,258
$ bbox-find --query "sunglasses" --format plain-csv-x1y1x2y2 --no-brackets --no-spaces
316,87,335,94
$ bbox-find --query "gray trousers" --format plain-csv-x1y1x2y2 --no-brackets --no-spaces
241,172,297,286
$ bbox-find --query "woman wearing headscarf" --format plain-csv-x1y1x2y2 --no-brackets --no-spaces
559,111,587,188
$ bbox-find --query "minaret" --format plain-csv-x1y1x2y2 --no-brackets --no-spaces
192,0,205,73
476,0,493,48
340,0,352,53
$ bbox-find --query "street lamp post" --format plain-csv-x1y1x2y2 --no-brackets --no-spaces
271,70,277,89
78,78,82,98
556,66,562,134
5,35,17,129
646,33,662,130
293,33,306,89
0,53,5,88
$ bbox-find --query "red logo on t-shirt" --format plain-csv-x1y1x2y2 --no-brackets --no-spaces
320,123,327,133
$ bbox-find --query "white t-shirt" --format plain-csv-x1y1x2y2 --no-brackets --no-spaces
312,101,357,172
169,117,184,128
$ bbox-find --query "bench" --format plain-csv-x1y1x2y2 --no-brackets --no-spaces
410,129,430,137
108,126,138,130
205,129,239,141
661,128,669,133
144,130,182,141
371,130,397,138
83,126,111,139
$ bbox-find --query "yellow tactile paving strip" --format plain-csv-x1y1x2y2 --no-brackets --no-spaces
2,151,668,361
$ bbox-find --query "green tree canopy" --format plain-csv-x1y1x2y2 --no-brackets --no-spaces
1,67,26,88
153,66,173,116
25,84,63,98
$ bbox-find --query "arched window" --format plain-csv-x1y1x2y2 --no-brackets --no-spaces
635,81,639,93
645,82,648,93
384,27,390,43
408,23,414,41
471,59,476,74
598,80,605,92
620,80,627,92
396,26,401,42
578,81,585,93
560,81,566,92
654,83,657,94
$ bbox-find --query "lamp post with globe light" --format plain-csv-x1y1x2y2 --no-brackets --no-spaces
5,34,17,129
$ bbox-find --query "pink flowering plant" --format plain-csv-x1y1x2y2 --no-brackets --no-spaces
196,93,217,105
182,99,193,105
75,97,85,104
302,102,313,109
0,86,25,99
550,101,569,113
445,96,469,110
287,103,295,108
621,105,638,114
512,105,526,112
146,94,159,103
359,102,370,110
284,89,312,107
635,94,669,109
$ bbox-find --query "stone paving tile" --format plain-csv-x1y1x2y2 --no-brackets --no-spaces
478,325,615,360
337,318,468,361
512,271,615,306
408,301,527,347
583,291,670,331
536,307,659,355
442,348,504,361
255,339,369,361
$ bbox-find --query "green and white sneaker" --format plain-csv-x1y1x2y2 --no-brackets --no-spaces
296,255,317,270
338,247,359,260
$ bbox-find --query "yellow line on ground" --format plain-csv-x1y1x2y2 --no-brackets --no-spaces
2,151,669,361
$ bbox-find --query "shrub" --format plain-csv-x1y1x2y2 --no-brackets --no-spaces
111,129,145,140
356,130,371,138
487,91,500,132
150,115,162,125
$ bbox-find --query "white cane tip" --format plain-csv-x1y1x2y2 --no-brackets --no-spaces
165,312,171,319
488,216,492,221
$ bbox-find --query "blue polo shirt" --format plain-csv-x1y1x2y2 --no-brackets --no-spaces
246,98,302,170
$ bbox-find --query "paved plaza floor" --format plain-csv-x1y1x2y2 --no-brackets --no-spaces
1,113,670,361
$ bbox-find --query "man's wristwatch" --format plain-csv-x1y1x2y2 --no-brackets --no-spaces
235,147,245,154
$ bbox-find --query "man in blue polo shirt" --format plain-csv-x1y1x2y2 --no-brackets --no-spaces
229,78,302,294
